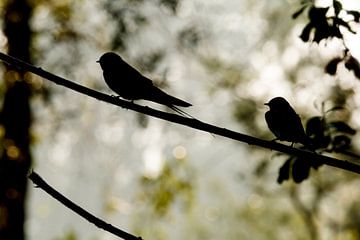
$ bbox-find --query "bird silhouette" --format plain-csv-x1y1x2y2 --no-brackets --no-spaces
265,97,311,147
97,52,192,116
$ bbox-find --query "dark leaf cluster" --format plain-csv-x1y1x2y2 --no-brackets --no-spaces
278,106,356,184
325,53,360,79
293,1,359,43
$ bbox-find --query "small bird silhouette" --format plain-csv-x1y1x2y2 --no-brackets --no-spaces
97,52,192,116
265,97,311,147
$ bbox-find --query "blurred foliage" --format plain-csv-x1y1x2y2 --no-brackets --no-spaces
343,203,360,239
138,158,194,216
177,26,201,49
54,230,78,240
103,0,147,51
233,98,263,136
159,0,180,14
134,51,165,74
200,56,246,91
103,0,182,51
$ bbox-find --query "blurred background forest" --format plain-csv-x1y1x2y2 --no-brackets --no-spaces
0,0,360,239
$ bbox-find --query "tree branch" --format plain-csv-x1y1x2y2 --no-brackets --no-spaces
0,52,359,175
28,171,142,240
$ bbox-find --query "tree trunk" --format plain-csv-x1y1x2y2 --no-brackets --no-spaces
0,0,33,239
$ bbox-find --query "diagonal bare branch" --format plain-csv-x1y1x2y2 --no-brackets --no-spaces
0,52,359,175
28,171,142,240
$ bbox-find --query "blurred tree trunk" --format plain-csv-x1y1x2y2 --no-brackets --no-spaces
0,0,33,239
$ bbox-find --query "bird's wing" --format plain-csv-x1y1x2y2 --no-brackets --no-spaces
121,61,154,87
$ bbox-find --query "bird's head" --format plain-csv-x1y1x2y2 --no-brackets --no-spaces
97,52,124,71
264,97,290,110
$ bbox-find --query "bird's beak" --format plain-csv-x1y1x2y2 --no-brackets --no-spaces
96,60,100,63
264,103,269,106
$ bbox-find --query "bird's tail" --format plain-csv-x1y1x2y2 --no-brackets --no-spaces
169,105,194,118
164,93,192,107
147,87,192,107
145,87,193,117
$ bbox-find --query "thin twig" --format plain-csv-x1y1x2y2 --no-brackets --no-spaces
28,171,142,240
0,52,359,175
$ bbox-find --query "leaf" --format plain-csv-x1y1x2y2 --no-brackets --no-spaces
325,106,345,114
305,116,331,149
334,18,355,34
310,158,323,170
328,121,356,135
277,158,292,184
333,0,342,16
332,135,351,151
313,23,334,43
306,7,332,43
354,67,360,79
345,56,360,72
300,23,313,42
292,158,311,183
313,27,327,43
306,116,323,136
292,5,307,19
347,10,360,22
325,57,342,75
345,56,360,79
308,7,329,22
328,25,342,39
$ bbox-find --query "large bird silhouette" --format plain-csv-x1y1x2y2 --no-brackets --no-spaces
97,52,192,116
265,97,311,147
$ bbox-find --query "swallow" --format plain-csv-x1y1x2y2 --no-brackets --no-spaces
97,52,192,116
265,97,311,147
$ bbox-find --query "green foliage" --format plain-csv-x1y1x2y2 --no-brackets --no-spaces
139,158,194,216
54,230,77,240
